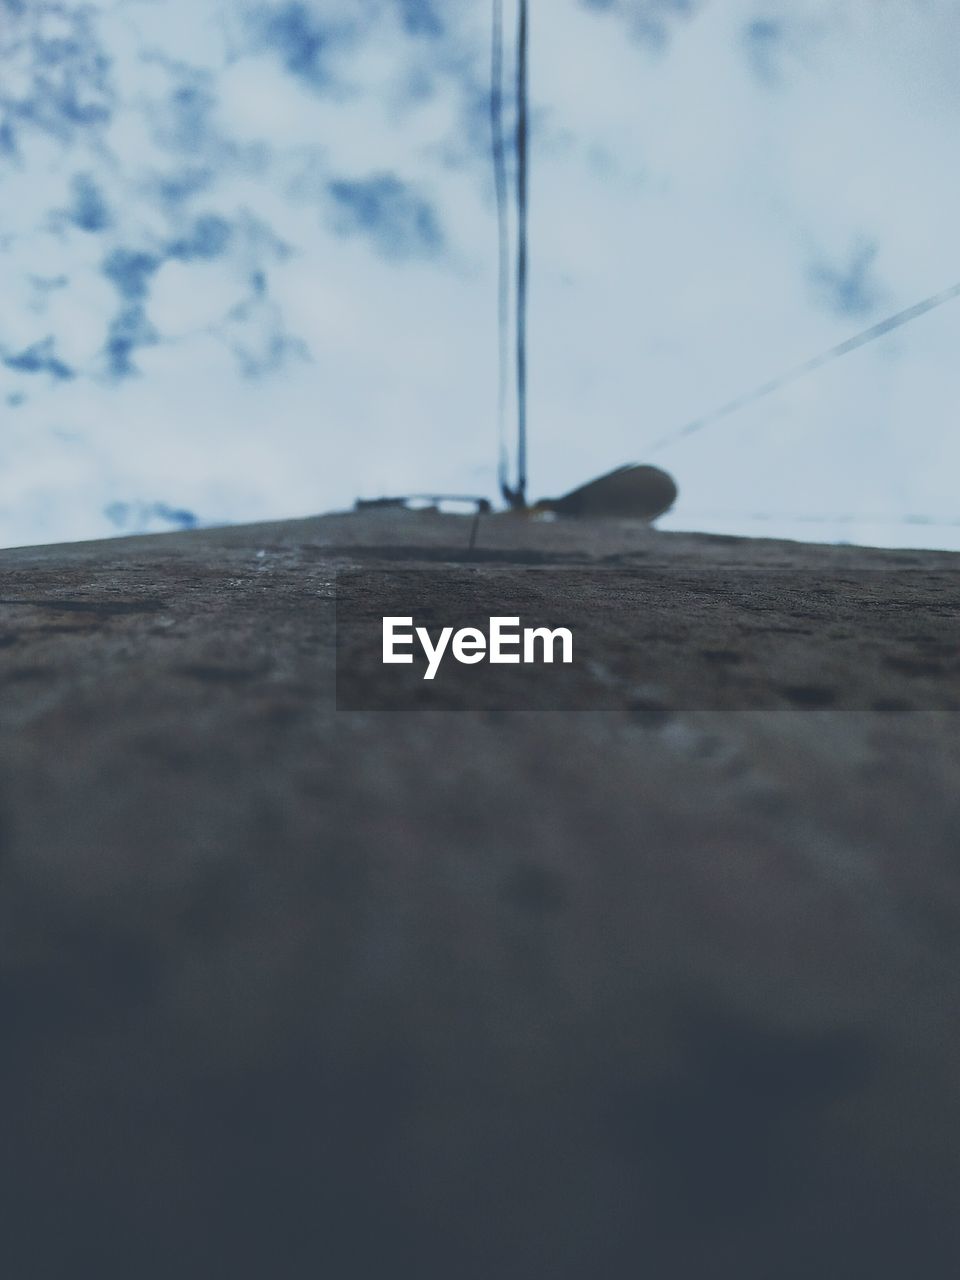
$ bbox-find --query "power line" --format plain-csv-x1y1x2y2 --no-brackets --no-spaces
648,279,960,456
491,0,530,510
676,510,960,529
515,0,529,506
490,0,510,496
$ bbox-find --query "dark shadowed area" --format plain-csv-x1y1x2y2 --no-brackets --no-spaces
1,510,959,1278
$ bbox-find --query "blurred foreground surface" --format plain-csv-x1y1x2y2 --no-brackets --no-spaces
1,511,959,1278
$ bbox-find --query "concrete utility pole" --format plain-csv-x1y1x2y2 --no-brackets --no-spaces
3,511,960,1275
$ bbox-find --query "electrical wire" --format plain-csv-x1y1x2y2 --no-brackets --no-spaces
675,510,960,528
648,279,960,456
491,0,511,497
515,0,529,506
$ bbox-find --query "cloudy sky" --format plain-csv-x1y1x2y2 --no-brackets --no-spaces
2,0,960,549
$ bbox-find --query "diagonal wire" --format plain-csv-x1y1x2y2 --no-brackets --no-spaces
676,510,960,528
648,279,960,456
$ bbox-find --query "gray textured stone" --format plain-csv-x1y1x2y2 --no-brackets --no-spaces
1,511,958,1278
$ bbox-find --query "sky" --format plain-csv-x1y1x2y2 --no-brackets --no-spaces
2,0,960,550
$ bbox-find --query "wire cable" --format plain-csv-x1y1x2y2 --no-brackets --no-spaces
491,0,511,497
675,510,960,528
515,0,529,505
648,279,960,456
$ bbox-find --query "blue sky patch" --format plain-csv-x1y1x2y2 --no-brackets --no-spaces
3,336,74,380
67,172,111,232
395,0,444,39
102,249,162,300
165,82,215,151
808,242,882,319
104,501,200,531
257,3,339,87
328,173,444,259
156,167,214,204
168,214,232,261
104,306,159,378
743,18,786,85
30,274,69,292
2,4,114,144
578,0,704,50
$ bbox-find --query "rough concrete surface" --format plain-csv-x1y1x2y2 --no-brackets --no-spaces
1,510,959,1278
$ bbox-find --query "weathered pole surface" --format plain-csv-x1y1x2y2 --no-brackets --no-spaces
1,511,958,1278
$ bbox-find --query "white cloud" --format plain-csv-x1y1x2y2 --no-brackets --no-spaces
1,0,960,549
